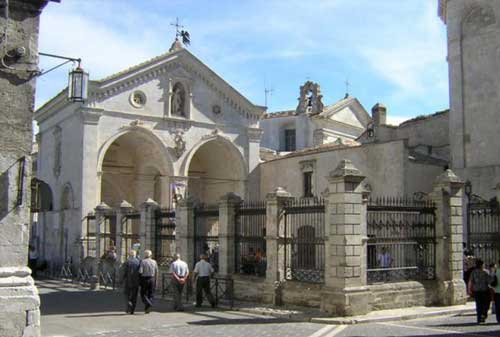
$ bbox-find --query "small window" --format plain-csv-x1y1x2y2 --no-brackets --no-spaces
303,171,313,197
284,129,296,151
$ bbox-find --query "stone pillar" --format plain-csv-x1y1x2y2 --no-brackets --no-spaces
93,202,111,289
142,198,159,256
176,199,195,267
116,200,133,263
432,169,467,305
321,160,370,316
265,187,293,304
218,193,242,276
158,176,171,208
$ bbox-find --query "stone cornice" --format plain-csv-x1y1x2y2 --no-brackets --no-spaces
79,107,103,125
438,0,447,24
86,50,264,124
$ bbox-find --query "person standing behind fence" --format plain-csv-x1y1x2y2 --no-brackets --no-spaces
139,249,159,314
119,249,140,314
170,253,189,311
468,259,494,324
194,254,215,308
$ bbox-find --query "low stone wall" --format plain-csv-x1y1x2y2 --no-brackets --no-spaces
282,281,323,308
368,281,438,311
232,275,271,303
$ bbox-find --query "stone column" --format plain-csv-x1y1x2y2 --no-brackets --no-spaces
265,187,293,304
321,160,370,316
176,199,195,267
116,201,133,263
93,202,111,289
158,176,171,208
218,193,242,276
142,198,159,256
432,169,467,305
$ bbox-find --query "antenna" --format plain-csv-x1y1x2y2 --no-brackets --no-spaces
344,78,350,98
264,87,274,108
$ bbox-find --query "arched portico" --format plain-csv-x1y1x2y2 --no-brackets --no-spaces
98,128,173,208
183,136,247,204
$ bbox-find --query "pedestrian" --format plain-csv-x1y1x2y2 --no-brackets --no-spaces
138,249,159,314
492,260,500,322
468,259,494,324
119,249,140,314
28,245,38,278
170,253,189,311
488,263,497,315
193,254,215,308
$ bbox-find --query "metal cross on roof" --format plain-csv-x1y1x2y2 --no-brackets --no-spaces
344,78,350,98
170,17,190,46
170,17,184,37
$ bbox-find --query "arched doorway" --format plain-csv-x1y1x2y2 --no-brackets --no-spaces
100,130,171,208
186,138,246,204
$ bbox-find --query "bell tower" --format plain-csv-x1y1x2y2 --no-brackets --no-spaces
439,0,500,197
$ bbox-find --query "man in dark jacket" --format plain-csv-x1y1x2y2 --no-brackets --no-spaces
119,249,141,314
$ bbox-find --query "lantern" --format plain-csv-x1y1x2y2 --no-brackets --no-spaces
68,66,89,102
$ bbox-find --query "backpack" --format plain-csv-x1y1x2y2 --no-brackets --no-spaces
491,274,498,288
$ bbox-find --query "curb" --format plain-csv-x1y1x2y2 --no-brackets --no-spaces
230,305,476,325
310,307,476,325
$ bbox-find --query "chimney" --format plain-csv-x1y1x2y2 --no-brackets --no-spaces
372,103,387,126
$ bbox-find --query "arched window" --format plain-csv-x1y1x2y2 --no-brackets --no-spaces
171,82,186,117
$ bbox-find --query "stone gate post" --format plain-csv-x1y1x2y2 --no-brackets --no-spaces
218,193,242,276
142,198,159,256
265,187,293,302
93,202,111,289
176,199,195,267
432,169,467,305
321,160,370,316
116,200,133,262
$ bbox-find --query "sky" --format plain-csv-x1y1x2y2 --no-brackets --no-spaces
36,0,449,126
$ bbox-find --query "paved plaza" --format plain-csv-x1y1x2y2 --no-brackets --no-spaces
38,279,500,337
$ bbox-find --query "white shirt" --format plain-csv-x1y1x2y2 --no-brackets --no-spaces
194,259,214,277
170,259,189,278
377,252,392,268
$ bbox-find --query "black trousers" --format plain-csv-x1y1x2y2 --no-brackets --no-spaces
474,290,491,322
140,276,155,310
494,293,500,323
124,286,139,313
196,276,215,306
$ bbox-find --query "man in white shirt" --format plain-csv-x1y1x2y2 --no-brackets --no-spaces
170,253,189,311
377,247,392,268
193,254,215,308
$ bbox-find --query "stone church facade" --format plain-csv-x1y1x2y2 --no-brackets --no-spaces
34,41,265,265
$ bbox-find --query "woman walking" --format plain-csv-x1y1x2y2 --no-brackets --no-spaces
468,259,493,324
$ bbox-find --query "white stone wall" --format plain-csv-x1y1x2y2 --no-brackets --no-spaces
444,1,500,191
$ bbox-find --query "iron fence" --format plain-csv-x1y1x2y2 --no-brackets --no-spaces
235,200,267,277
83,214,97,258
100,213,116,257
282,197,326,283
467,196,500,265
161,272,233,308
194,204,220,271
155,208,176,268
367,196,436,284
122,211,140,255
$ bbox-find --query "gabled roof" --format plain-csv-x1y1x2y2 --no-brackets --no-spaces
36,44,265,119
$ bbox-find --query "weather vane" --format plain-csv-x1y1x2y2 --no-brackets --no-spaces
170,17,191,46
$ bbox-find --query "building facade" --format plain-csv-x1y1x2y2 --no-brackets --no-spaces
33,41,264,266
260,81,370,153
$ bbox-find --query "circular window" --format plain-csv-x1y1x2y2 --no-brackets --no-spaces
130,91,146,108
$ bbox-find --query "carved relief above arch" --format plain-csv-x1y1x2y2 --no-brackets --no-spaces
462,5,496,36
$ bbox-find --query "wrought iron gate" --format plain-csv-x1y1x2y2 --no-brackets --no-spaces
122,211,140,253
367,196,436,283
467,196,500,264
234,201,266,276
194,204,220,271
155,208,176,267
281,198,325,283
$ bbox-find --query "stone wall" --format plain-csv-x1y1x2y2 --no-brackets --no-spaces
0,1,50,336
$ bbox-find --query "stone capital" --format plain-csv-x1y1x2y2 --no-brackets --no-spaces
266,187,292,201
141,197,159,209
119,200,134,210
95,202,111,212
328,159,364,184
79,108,103,125
219,192,242,205
433,169,464,195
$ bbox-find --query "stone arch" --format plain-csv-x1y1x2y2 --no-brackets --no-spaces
97,126,174,176
181,135,247,203
462,4,496,36
31,178,54,212
98,127,173,208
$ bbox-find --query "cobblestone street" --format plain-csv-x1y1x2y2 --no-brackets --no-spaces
38,279,500,337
